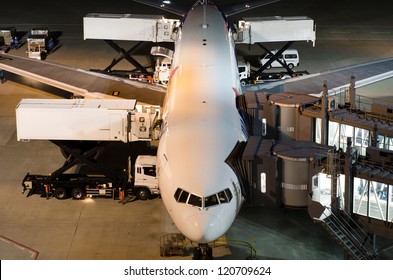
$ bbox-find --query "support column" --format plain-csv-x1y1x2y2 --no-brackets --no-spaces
320,81,329,145
344,137,354,214
349,75,357,110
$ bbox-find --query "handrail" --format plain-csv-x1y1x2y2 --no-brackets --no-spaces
321,207,374,259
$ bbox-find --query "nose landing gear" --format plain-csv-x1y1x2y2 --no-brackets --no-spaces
193,244,213,260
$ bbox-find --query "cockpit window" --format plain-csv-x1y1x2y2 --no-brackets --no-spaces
188,194,202,207
174,188,182,200
224,188,233,201
205,194,219,207
178,190,189,203
174,187,233,208
174,188,190,203
218,190,229,203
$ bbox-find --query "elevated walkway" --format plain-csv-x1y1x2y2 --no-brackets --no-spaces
246,57,393,95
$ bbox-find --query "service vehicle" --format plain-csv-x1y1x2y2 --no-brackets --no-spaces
153,57,171,85
0,27,16,47
238,61,252,86
26,27,54,60
22,155,159,201
259,49,299,69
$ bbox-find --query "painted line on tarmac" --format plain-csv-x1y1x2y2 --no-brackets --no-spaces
0,234,40,260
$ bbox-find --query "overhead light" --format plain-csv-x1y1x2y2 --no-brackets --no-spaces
162,0,171,4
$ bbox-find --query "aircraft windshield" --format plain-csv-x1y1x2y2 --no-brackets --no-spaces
174,188,233,209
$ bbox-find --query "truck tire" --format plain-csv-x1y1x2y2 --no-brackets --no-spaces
54,187,67,199
71,188,85,200
137,188,151,200
288,63,294,69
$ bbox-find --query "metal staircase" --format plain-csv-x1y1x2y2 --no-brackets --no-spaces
320,207,378,259
159,233,187,257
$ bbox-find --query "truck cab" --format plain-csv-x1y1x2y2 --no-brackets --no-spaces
133,155,159,200
154,57,171,85
238,61,251,86
22,155,159,201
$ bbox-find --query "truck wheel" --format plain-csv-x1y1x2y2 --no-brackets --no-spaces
137,188,151,200
72,188,85,200
54,188,67,199
288,63,294,69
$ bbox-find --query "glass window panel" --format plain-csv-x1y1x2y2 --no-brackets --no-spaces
388,185,393,223
174,188,182,200
388,137,393,151
328,121,339,147
188,194,202,207
369,181,387,221
178,190,189,203
225,188,233,202
218,191,228,203
204,194,219,208
315,118,321,144
377,135,384,149
354,178,368,217
354,128,369,156
339,124,354,151
143,166,156,177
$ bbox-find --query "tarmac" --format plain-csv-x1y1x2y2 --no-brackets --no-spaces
0,0,393,260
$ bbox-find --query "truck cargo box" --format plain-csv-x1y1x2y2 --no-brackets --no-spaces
236,16,316,45
16,99,136,142
83,13,178,42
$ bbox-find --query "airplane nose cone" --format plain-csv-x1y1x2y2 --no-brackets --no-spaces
185,213,221,243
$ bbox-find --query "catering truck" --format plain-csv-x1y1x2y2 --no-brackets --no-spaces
22,155,159,200
17,98,161,201
15,99,159,143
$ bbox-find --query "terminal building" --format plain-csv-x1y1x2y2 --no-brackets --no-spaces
240,75,393,259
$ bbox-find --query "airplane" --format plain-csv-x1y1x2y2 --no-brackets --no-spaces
1,0,393,260
132,0,282,259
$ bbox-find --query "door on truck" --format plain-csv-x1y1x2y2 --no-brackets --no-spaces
134,165,158,200
109,113,124,141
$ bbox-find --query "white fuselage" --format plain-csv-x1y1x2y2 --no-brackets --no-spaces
157,3,247,243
